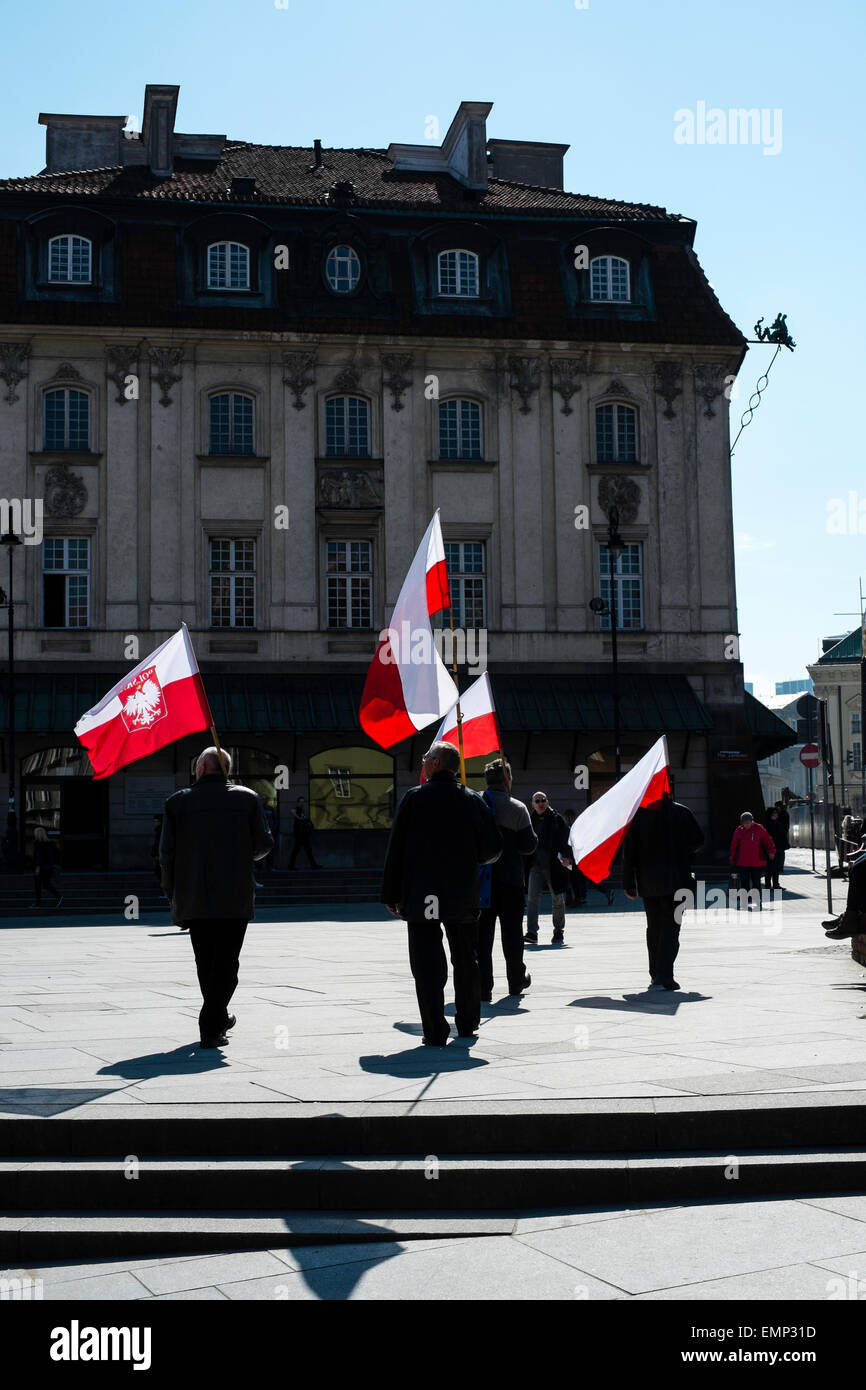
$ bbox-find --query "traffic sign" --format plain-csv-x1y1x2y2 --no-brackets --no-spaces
800,743,821,768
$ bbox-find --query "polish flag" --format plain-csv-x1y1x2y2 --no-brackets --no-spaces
426,673,502,773
74,625,213,780
568,735,671,883
359,511,458,749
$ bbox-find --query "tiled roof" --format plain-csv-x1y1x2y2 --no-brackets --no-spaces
0,142,676,220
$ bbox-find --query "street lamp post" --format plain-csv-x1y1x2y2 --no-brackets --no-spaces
0,531,22,870
589,507,627,782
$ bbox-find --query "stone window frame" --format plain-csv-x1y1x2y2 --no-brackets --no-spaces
199,383,267,459
319,390,378,460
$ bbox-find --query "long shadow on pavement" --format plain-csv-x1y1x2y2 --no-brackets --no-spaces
571,991,710,1015
96,1042,229,1080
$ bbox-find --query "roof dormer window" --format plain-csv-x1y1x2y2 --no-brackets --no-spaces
207,241,250,290
590,255,630,303
437,249,479,298
48,235,92,284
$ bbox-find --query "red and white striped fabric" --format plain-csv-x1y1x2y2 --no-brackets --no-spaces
428,672,502,768
359,511,458,749
568,735,671,883
74,625,213,780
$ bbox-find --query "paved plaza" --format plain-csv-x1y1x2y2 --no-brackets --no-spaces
2,850,865,1299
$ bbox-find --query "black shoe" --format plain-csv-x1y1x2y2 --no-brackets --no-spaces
823,915,844,929
200,1033,229,1049
224,1014,237,1031
509,973,531,995
457,1027,478,1038
552,930,564,944
422,1035,449,1046
662,980,681,991
523,933,538,945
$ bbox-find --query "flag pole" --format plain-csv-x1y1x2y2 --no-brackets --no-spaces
210,724,229,778
447,603,466,786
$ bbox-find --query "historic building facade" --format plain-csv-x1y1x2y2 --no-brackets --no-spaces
0,86,794,869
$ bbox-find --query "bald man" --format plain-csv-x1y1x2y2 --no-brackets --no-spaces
160,746,273,1048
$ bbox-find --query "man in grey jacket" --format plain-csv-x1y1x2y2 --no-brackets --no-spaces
477,759,537,999
160,747,273,1048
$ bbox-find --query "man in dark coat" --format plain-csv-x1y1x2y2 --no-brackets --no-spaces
160,747,273,1048
525,793,572,945
289,797,318,869
824,833,866,937
381,740,502,1045
477,759,537,999
622,791,703,991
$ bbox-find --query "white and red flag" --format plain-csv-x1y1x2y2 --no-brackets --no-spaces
359,511,458,749
422,673,502,779
568,735,671,883
74,625,213,780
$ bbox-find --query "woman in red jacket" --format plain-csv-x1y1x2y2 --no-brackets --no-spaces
730,812,776,909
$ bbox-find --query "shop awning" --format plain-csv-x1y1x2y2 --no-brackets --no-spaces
3,671,713,737
745,690,799,760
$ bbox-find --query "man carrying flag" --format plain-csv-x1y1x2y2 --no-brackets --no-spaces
360,511,458,751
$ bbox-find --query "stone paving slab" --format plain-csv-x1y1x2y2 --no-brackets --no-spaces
0,856,862,1113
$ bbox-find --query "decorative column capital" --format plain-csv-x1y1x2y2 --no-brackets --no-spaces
549,354,588,415
106,344,141,405
654,359,683,420
381,353,414,411
508,355,541,414
147,345,185,407
282,350,317,410
0,342,32,404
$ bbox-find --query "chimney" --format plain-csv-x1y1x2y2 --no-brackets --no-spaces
487,139,569,191
38,112,127,173
141,84,180,178
388,101,493,191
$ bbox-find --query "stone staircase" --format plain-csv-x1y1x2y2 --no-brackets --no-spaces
2,1094,865,1260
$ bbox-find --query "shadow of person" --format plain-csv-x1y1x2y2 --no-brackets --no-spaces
571,991,710,1015
359,1044,487,1078
96,1042,229,1080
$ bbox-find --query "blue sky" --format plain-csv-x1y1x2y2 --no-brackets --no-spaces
2,0,863,699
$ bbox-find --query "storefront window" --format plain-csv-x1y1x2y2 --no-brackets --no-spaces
309,747,395,830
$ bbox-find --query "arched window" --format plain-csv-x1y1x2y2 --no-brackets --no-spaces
207,241,250,290
325,244,361,293
590,256,630,302
209,392,255,454
595,403,637,463
309,746,395,830
325,396,370,456
438,399,482,459
437,249,479,297
43,388,90,450
48,235,92,283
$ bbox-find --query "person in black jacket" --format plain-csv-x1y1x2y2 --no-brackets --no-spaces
289,797,318,869
622,791,703,991
763,806,788,891
381,740,502,1045
525,794,573,945
159,747,273,1048
30,827,63,909
477,759,537,1000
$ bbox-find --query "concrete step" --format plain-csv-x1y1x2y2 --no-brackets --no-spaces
0,1211,516,1262
3,1150,866,1214
3,1095,866,1158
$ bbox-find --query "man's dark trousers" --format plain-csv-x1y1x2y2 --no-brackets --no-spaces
407,919,481,1041
478,884,526,996
187,919,247,1038
643,895,680,985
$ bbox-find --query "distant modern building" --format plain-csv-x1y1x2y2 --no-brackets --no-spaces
775,678,812,697
0,85,796,869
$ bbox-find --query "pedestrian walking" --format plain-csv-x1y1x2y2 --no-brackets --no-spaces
381,740,502,1046
477,759,536,1000
622,791,704,991
729,811,775,909
159,747,273,1049
525,792,572,944
763,806,788,891
289,797,319,869
30,827,63,909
